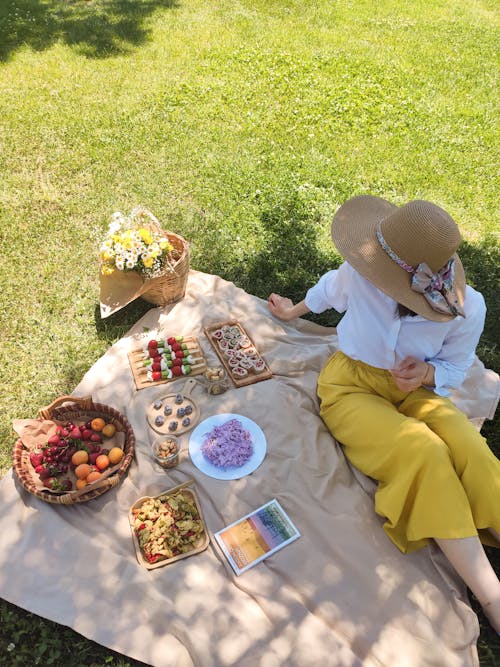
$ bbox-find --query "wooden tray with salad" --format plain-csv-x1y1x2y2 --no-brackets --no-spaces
129,480,209,569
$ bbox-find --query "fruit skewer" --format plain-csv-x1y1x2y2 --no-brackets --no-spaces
128,334,207,389
144,359,205,381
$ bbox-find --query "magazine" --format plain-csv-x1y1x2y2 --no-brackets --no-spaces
214,498,300,575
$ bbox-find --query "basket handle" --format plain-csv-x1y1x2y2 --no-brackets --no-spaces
38,395,93,420
55,475,119,504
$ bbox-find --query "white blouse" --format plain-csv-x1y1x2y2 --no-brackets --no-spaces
304,262,486,396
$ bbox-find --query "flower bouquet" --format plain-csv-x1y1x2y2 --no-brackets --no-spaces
98,207,190,317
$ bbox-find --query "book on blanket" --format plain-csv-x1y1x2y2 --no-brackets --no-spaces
214,499,300,575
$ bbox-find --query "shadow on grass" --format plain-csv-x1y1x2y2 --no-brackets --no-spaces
93,298,153,342
0,0,178,61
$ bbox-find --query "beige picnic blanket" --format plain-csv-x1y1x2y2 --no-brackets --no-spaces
1,270,499,667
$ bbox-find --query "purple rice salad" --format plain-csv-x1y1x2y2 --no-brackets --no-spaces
201,418,254,468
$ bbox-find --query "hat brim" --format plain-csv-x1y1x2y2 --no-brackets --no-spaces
331,195,465,322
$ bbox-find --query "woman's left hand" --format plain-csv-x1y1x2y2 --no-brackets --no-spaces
390,356,434,391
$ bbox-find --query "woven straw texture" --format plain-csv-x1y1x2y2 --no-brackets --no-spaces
141,229,190,306
12,396,135,505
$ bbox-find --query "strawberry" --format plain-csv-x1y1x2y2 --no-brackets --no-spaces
172,366,182,376
70,427,82,440
81,428,93,441
29,452,44,468
47,434,62,446
36,465,52,480
90,433,102,443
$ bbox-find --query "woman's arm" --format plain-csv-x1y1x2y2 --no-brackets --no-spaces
268,294,311,321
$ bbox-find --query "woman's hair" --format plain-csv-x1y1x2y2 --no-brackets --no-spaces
397,303,418,318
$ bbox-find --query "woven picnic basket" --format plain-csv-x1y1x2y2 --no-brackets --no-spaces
12,395,135,505
138,209,190,307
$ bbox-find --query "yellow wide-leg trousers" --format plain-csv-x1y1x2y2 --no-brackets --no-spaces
318,351,500,553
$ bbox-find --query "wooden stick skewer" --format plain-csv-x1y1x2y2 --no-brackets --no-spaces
137,360,206,377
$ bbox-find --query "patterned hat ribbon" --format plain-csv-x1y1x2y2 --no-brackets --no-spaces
376,224,465,317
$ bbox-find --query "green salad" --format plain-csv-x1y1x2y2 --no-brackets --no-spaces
131,491,205,564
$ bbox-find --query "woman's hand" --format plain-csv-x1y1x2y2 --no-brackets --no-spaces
390,356,435,392
268,294,310,321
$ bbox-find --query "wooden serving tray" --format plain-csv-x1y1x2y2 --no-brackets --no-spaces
129,480,209,570
204,320,272,388
128,335,207,390
146,378,200,436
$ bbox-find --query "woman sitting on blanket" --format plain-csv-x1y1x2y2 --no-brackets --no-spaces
268,195,500,633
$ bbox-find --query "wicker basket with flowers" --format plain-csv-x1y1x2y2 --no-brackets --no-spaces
99,207,190,307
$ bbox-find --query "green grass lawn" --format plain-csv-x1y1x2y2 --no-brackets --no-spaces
0,0,498,664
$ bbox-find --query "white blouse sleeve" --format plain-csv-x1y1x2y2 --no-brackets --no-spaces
429,287,486,396
304,262,352,314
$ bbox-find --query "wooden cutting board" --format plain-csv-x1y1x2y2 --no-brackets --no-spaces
203,321,272,388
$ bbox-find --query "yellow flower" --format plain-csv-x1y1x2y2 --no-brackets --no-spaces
143,256,154,268
138,228,153,245
159,239,173,252
101,250,114,261
101,266,115,276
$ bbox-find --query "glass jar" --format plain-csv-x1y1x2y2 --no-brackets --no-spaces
151,436,180,469
203,367,230,395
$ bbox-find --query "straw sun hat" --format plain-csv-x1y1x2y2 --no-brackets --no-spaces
331,195,466,322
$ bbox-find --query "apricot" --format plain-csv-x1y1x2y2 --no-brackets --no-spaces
95,454,110,471
86,470,103,483
91,418,106,432
75,463,92,480
108,447,124,465
102,423,116,438
75,479,88,490
71,450,89,466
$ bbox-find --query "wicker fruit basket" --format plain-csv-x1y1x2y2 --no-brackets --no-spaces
141,228,190,307
12,395,135,505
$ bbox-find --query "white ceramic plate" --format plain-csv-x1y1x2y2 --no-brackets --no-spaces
188,413,267,480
